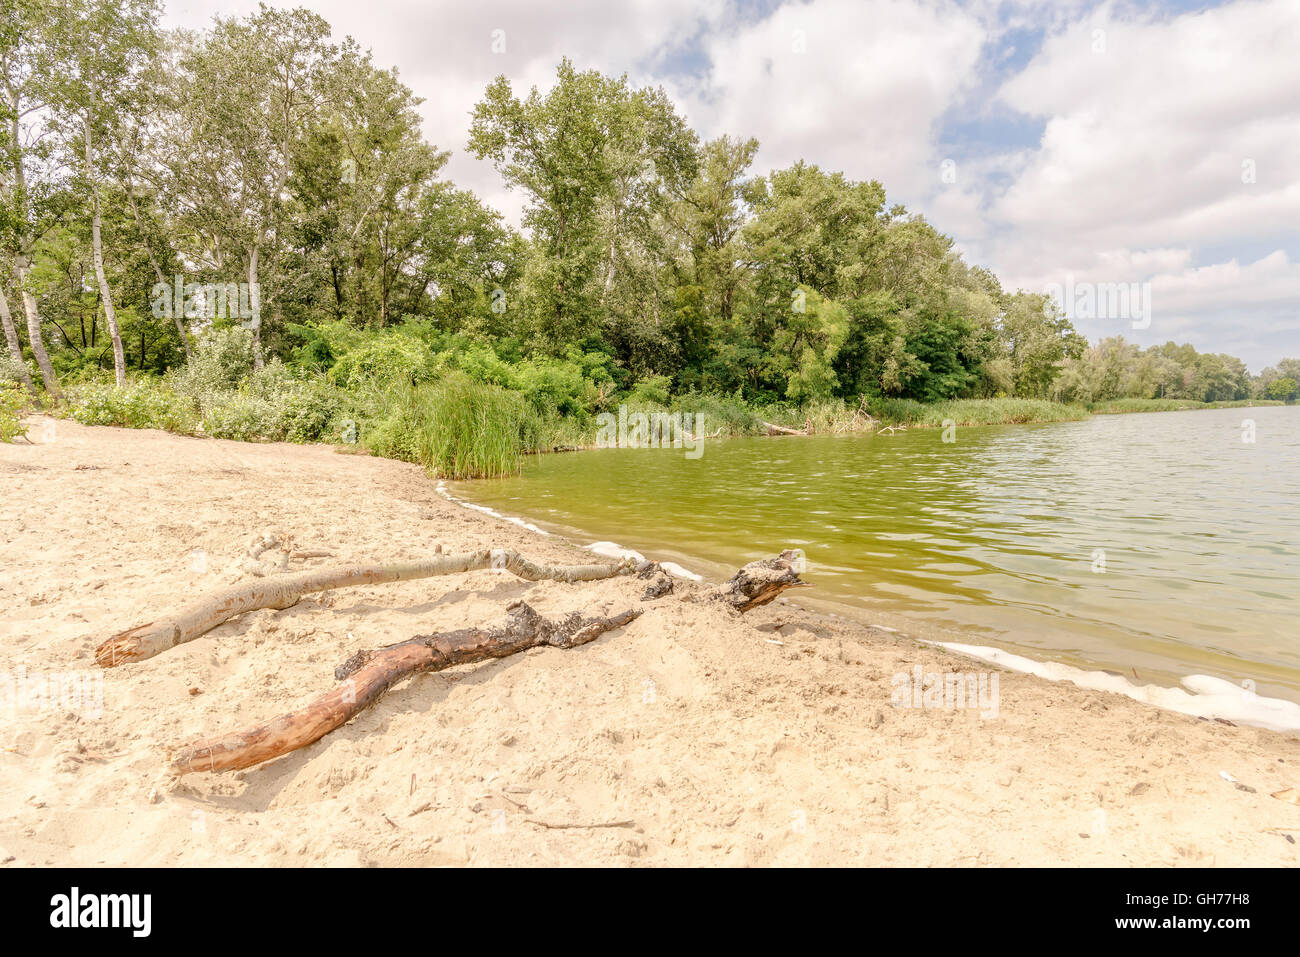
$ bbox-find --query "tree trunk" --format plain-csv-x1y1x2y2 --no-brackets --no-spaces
6,101,57,396
13,254,58,396
85,120,126,387
95,549,635,668
171,602,642,775
0,283,36,395
762,420,807,436
247,245,263,368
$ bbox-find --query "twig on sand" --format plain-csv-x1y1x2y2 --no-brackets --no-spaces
524,819,636,830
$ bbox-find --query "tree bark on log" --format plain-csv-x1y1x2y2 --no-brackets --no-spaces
97,550,632,668
762,420,807,436
707,550,809,612
171,602,642,775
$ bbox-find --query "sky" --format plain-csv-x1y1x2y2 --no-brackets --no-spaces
161,0,1300,372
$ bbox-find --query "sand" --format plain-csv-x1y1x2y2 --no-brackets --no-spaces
1,415,1297,866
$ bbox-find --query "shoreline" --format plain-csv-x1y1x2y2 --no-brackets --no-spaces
438,477,1300,733
2,417,1297,866
519,397,1293,459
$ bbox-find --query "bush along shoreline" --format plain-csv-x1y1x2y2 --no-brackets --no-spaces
2,326,1287,480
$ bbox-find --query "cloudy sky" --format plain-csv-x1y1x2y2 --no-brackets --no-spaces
162,0,1299,371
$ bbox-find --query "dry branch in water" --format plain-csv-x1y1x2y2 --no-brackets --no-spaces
96,549,633,668
171,601,642,775
762,420,807,436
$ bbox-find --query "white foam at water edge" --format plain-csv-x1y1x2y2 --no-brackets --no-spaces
435,484,704,580
435,481,550,535
933,641,1300,733
584,541,704,581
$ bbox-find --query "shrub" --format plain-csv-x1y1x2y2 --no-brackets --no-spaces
67,380,200,433
626,374,672,406
666,391,763,437
327,337,440,391
863,396,1087,427
169,327,256,398
0,381,29,442
192,363,344,443
244,361,344,442
0,355,32,386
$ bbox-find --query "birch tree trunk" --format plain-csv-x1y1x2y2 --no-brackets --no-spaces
85,118,126,386
6,102,58,396
0,283,36,394
247,244,263,368
13,254,58,396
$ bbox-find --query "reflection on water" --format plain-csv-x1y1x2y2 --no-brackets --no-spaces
455,406,1300,702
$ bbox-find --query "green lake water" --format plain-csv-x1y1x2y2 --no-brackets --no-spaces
453,405,1300,703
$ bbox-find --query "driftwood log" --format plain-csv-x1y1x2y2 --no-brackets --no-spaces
706,549,809,611
171,601,642,775
762,420,807,436
96,549,633,668
158,552,804,775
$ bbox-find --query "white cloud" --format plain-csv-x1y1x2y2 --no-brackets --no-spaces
672,0,986,198
971,0,1300,368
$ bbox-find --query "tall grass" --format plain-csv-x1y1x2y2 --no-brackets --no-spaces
1088,397,1286,414
863,396,1089,427
359,373,545,479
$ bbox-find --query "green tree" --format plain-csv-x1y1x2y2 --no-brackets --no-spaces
0,0,62,393
166,5,335,365
1265,376,1297,401
469,59,696,350
47,0,161,385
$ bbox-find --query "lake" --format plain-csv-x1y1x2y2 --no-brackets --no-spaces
453,405,1300,703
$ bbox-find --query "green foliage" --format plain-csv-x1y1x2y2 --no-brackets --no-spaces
671,391,764,436
201,361,342,442
0,355,32,385
626,374,672,407
10,4,1293,455
1265,376,1297,401
168,327,256,397
67,379,200,432
863,396,1088,427
0,381,30,442
1088,397,1283,414
327,336,440,390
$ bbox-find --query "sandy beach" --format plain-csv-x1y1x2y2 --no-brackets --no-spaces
1,416,1297,866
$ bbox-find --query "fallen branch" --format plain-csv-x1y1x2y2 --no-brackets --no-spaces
707,550,810,612
762,420,807,436
171,601,642,775
97,549,633,668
